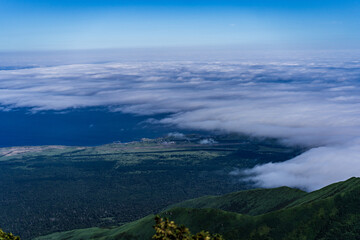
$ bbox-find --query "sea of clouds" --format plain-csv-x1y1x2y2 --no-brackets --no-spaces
1,50,360,191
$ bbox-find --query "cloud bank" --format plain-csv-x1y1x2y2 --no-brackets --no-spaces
244,141,360,191
1,52,360,190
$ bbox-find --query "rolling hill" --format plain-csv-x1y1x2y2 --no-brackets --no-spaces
35,177,360,240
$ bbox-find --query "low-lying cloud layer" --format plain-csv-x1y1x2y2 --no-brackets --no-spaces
1,53,360,191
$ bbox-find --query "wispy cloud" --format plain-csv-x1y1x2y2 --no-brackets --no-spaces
1,52,360,190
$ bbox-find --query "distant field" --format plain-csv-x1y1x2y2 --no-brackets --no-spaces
0,134,304,239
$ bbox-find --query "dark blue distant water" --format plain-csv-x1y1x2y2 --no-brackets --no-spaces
0,108,179,147
0,66,37,71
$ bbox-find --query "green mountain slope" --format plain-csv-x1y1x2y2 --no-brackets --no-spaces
167,186,306,216
286,177,360,207
34,177,360,240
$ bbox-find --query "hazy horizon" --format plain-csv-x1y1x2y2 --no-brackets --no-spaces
1,0,360,51
2,0,360,193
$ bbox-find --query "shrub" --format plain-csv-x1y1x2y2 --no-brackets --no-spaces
152,216,224,240
0,229,20,240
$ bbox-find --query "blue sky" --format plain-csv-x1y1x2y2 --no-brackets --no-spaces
0,0,360,50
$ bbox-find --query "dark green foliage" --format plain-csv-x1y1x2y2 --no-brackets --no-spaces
1,135,302,239
35,177,360,240
0,229,20,240
162,177,360,240
152,216,224,240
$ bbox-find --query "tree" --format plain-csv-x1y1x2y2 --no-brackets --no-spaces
0,229,20,240
152,216,224,240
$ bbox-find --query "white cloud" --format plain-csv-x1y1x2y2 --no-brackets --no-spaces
243,140,360,191
1,52,360,190
199,138,217,144
167,132,186,139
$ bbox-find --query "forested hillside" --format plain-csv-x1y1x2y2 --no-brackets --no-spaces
35,177,360,240
0,135,303,239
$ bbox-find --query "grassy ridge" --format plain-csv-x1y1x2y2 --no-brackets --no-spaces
167,186,306,216
35,177,360,240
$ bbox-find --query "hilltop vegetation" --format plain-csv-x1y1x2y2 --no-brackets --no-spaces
0,229,20,240
35,177,360,240
152,216,224,240
0,134,303,239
